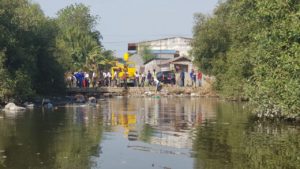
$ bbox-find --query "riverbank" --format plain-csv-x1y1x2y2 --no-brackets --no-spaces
2,84,299,125
66,81,217,98
124,85,217,98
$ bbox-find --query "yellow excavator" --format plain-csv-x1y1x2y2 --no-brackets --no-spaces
111,53,136,86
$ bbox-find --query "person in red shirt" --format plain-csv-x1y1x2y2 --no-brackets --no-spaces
197,71,203,87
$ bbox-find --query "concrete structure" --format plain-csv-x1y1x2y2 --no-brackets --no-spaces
128,37,192,57
143,58,169,74
128,37,194,79
128,51,179,73
143,56,194,85
144,56,193,74
159,56,193,73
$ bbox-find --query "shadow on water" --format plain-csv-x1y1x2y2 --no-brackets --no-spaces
0,97,299,169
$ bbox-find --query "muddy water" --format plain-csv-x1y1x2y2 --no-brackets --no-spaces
0,97,299,169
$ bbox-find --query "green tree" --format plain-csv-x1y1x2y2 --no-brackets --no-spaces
191,0,300,119
55,3,104,72
0,0,65,101
139,45,157,63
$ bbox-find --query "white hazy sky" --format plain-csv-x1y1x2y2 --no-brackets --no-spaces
32,0,219,56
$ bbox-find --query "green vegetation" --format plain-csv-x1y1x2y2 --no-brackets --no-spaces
0,1,113,102
191,0,300,119
55,4,114,72
139,45,157,63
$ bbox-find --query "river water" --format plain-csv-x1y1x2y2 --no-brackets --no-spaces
0,97,299,169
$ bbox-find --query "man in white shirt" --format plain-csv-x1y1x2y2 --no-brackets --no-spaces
84,72,90,88
141,73,145,87
154,78,162,92
102,72,107,86
92,72,96,87
113,71,118,87
107,71,112,86
134,71,140,87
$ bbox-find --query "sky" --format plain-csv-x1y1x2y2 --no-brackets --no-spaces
32,0,219,57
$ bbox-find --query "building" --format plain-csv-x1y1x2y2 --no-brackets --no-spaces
128,37,194,77
159,56,193,72
128,50,180,73
128,37,192,57
149,50,179,59
144,56,193,73
143,58,169,74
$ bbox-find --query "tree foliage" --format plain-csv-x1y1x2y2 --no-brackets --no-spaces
0,0,65,101
55,3,113,72
139,45,157,63
191,0,300,119
0,1,112,102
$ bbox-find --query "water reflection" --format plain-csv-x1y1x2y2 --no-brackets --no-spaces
0,106,103,169
101,98,217,149
93,98,219,169
98,98,300,169
0,98,299,169
193,104,300,169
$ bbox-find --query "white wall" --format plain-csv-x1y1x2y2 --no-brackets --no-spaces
138,37,192,57
144,60,163,74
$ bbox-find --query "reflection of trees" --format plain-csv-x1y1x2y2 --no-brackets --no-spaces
53,107,103,169
139,124,154,143
239,125,300,169
193,103,300,169
0,107,103,169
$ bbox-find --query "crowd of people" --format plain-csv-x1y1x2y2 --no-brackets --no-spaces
66,71,114,88
65,69,207,90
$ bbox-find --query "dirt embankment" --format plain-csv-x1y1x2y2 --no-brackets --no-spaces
125,82,217,97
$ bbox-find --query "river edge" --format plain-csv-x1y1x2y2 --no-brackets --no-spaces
1,85,299,124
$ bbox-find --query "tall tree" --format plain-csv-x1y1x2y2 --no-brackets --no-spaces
0,0,67,101
55,3,105,72
191,0,300,119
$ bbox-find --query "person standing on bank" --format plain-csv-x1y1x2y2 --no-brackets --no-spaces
147,70,152,86
153,69,156,79
135,71,140,87
180,69,185,87
197,71,202,87
141,72,145,87
107,71,112,87
190,69,195,87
